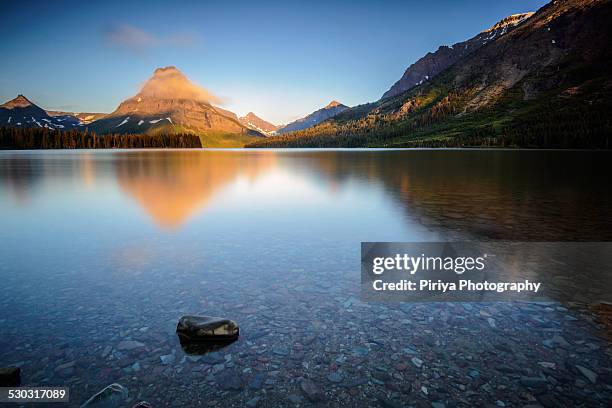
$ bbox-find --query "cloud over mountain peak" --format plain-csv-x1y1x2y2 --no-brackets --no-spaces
136,66,221,105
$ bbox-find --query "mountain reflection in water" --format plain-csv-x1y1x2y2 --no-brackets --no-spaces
115,151,276,228
0,149,610,240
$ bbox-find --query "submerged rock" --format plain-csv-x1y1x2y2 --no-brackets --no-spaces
246,396,261,407
215,369,244,391
117,340,145,351
248,372,265,390
159,354,175,365
132,402,152,408
0,366,21,386
201,351,225,364
327,372,344,383
176,315,239,342
576,365,598,384
80,383,128,408
300,379,325,402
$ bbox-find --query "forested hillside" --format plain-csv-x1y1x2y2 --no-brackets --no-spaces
247,0,611,149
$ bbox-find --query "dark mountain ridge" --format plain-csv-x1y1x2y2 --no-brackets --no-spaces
249,0,611,148
382,12,534,100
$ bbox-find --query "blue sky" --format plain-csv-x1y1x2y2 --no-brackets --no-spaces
0,0,547,124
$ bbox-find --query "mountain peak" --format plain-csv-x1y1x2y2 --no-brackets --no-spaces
1,94,34,109
325,100,344,109
484,12,534,33
0,94,75,130
239,112,278,134
90,66,248,136
135,66,220,104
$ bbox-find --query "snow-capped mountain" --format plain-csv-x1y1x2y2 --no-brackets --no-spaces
0,95,82,130
276,101,349,134
89,66,260,137
381,12,534,99
46,110,107,124
239,112,278,135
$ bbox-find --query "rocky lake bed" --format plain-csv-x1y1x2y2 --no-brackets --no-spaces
1,243,611,407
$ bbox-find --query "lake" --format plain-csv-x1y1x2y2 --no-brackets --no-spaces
0,149,611,406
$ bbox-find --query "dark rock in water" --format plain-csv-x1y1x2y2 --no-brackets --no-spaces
177,315,239,355
80,383,128,407
132,402,152,408
0,366,21,386
176,315,239,342
300,379,325,402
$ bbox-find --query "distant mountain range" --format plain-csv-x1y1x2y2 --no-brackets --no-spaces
46,110,106,124
1,86,350,141
276,101,348,134
0,94,108,130
2,0,609,149
239,112,278,135
0,95,82,130
0,67,276,147
250,0,611,148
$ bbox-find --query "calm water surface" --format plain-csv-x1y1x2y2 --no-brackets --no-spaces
0,149,611,407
